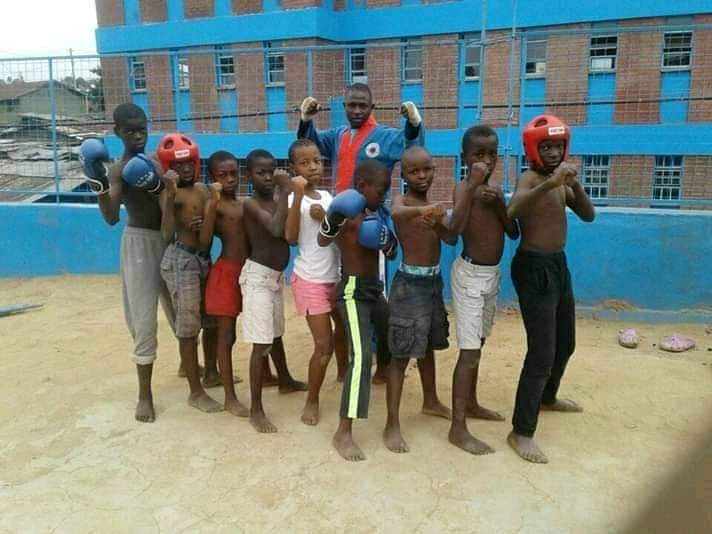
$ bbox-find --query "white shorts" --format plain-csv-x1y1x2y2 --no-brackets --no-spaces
239,259,285,345
451,256,501,350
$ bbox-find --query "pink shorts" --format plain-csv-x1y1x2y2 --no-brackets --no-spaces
291,273,336,316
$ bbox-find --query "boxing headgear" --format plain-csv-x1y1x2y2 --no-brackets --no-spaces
156,133,200,182
522,114,570,171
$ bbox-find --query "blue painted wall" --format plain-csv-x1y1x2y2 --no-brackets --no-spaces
3,204,711,316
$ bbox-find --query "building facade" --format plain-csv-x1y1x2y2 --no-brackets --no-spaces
93,0,712,207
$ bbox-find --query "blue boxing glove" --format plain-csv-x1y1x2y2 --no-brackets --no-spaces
121,154,163,194
319,189,367,239
78,138,110,194
358,213,398,259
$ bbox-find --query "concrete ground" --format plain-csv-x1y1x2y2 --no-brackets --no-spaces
0,276,710,533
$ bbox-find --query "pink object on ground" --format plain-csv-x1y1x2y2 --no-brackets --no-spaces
660,334,696,353
617,328,640,349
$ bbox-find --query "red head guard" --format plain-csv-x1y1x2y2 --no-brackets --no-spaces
522,114,570,171
156,134,200,182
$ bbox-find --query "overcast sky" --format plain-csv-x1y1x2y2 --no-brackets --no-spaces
0,0,98,58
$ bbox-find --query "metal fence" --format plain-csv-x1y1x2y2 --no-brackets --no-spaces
1,22,712,206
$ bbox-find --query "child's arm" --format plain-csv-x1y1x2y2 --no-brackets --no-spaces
447,162,487,235
390,194,431,222
507,163,573,220
159,170,179,242
97,164,124,226
496,189,520,239
565,177,596,223
284,176,308,245
199,184,222,250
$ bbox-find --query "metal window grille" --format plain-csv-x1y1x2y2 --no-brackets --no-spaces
215,47,235,88
464,33,481,80
525,39,547,76
265,43,285,85
129,56,146,91
653,155,682,201
402,40,423,82
519,155,529,175
582,155,610,199
349,47,367,84
177,56,190,89
662,32,692,69
590,35,617,72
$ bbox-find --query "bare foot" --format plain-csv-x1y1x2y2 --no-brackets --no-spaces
540,398,583,413
279,379,308,394
372,369,387,385
135,398,155,423
187,392,223,413
332,431,366,461
201,371,221,388
224,398,249,418
178,363,205,378
301,401,319,426
263,374,279,388
507,431,548,463
422,401,452,420
383,422,409,453
448,426,494,455
466,404,506,421
250,411,277,433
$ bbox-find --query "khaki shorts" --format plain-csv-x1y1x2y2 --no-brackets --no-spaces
451,256,500,350
239,259,285,344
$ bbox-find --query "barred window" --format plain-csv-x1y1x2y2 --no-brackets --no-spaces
265,42,285,86
463,33,481,80
402,40,423,82
129,57,146,91
525,39,547,76
216,47,235,88
349,47,367,84
178,57,190,90
582,155,610,199
662,32,692,69
653,156,682,201
590,35,617,72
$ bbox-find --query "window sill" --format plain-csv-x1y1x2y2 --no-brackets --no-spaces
217,85,236,91
131,89,147,94
463,76,480,82
401,79,423,85
265,82,286,88
589,68,616,74
524,73,546,79
660,66,691,72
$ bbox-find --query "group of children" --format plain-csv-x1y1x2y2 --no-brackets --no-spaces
87,96,595,465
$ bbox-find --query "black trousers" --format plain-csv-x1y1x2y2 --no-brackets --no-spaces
511,249,576,437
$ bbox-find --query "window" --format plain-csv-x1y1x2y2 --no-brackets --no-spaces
463,33,482,80
216,47,235,88
129,56,146,91
178,57,190,90
265,42,285,86
582,155,610,199
590,35,617,72
520,155,529,175
402,40,423,82
349,47,367,84
525,39,547,76
653,155,682,201
662,32,692,69
459,159,468,181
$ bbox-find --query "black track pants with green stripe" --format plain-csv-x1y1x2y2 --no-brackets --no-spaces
335,275,390,419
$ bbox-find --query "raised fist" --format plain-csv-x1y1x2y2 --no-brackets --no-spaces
310,204,326,222
291,175,308,194
549,162,577,188
468,162,489,187
400,101,422,127
162,169,179,196
273,169,291,189
300,97,320,122
209,182,222,201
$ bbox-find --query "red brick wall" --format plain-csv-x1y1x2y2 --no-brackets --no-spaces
100,57,131,122
284,39,318,130
367,40,401,126
312,44,346,130
609,156,653,198
144,54,175,131
185,0,214,18
614,19,662,124
429,157,456,205
188,50,219,132
689,15,712,122
545,28,588,125
423,34,458,129
232,0,262,14
95,0,124,26
334,0,346,10
482,30,520,126
234,43,266,132
140,0,167,22
281,0,321,8
367,0,400,6
683,156,712,199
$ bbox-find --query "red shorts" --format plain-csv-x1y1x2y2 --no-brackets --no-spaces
205,257,243,317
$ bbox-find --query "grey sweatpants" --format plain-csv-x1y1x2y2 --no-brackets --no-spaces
120,227,176,365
